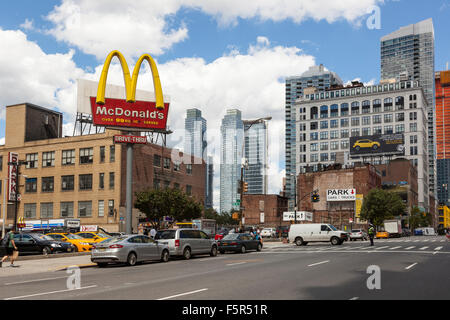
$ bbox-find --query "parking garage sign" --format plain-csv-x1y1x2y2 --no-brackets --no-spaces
327,189,356,201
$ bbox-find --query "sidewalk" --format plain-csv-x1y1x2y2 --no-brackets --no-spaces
0,255,95,277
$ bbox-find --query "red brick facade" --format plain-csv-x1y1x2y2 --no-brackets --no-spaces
242,194,289,228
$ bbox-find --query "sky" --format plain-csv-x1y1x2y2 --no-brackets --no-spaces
0,0,449,210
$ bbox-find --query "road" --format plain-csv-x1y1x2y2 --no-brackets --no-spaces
0,236,448,300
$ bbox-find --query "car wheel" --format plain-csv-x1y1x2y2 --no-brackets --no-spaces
210,246,218,257
355,146,360,151
373,145,378,150
240,245,247,254
295,237,304,246
160,250,169,263
331,237,340,245
42,246,51,255
257,243,262,252
127,252,137,266
97,262,108,268
183,247,191,260
73,246,79,252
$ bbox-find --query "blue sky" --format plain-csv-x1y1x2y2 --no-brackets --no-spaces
0,0,449,206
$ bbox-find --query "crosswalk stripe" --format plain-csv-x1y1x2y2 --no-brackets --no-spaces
390,246,401,250
375,246,389,250
423,240,429,242
419,246,428,250
414,240,420,242
431,240,437,242
405,246,415,250
434,247,443,251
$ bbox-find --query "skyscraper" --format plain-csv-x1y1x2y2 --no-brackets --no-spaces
220,109,244,213
206,156,214,209
285,64,343,208
244,119,268,195
184,108,207,160
436,71,450,205
381,18,436,194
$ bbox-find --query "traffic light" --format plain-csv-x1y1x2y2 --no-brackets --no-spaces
243,182,248,193
311,192,320,203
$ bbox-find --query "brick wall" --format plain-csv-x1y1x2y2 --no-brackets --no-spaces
242,194,289,227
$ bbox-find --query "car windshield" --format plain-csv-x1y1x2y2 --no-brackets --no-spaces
66,233,84,240
37,234,55,241
328,225,338,231
155,230,176,240
222,234,240,240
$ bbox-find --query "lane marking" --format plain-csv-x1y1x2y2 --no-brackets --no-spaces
405,263,418,270
349,297,359,300
405,246,415,250
157,288,208,301
4,285,98,300
226,262,247,266
375,246,389,250
4,277,67,286
390,246,402,250
413,240,420,242
419,246,429,250
308,260,330,267
434,246,443,251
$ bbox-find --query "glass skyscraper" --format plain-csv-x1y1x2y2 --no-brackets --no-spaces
220,109,244,213
184,108,207,160
285,64,343,208
381,18,436,194
244,119,268,195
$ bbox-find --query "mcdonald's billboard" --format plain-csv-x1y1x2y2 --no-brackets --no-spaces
90,51,169,130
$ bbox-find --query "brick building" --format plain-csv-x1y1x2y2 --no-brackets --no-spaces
0,103,205,233
242,194,288,228
297,164,381,230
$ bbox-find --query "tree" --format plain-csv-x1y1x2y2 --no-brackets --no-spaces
360,188,406,227
408,206,431,230
134,188,203,229
203,208,239,226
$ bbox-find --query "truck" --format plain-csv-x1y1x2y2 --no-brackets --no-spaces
383,219,402,238
192,219,217,237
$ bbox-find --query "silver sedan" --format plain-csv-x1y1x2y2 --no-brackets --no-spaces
91,235,170,267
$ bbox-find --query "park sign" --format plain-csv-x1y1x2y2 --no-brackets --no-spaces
90,50,169,131
327,189,356,202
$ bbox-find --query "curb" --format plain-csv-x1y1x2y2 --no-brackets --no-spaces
16,252,91,262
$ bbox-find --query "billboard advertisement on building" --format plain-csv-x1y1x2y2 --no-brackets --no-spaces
327,189,356,201
350,134,405,156
8,152,18,202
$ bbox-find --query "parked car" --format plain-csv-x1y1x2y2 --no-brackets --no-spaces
349,229,368,241
155,228,218,260
375,231,389,239
260,228,277,238
91,235,170,267
0,232,68,256
46,232,95,252
36,234,76,253
276,226,289,238
215,229,229,241
218,233,262,254
288,223,347,246
75,231,111,243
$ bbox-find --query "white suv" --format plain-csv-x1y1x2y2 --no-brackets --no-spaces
260,228,276,238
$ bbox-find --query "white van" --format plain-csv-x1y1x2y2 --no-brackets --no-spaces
288,224,348,246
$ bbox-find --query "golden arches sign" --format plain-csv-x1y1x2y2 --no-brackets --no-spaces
96,50,164,110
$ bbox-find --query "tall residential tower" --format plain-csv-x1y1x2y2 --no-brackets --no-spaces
244,119,268,195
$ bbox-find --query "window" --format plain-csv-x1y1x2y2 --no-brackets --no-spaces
310,122,318,130
310,154,318,162
395,96,405,110
341,129,349,138
78,201,93,217
410,135,418,144
341,140,349,149
351,117,360,126
362,128,371,136
110,145,115,162
62,149,75,165
362,100,371,114
384,98,393,111
40,203,53,219
80,148,93,164
410,123,417,132
330,153,336,161
163,157,171,169
174,162,181,172
61,202,74,218
42,151,55,167
351,102,360,115
373,99,381,112
320,132,328,140
26,153,38,169
153,154,161,167
98,200,105,217
410,112,417,121
384,114,393,123
79,174,93,190
351,129,360,137
186,164,192,174
320,121,328,129
341,103,349,116
61,175,74,191
330,130,339,139
310,143,319,152
395,124,405,133
41,177,54,192
320,142,328,151
108,200,115,217
320,153,329,162
374,127,382,134
100,146,105,163
373,115,382,124
330,120,338,128
362,116,371,125
310,106,318,120
310,132,318,141
340,118,349,128
25,178,37,193
331,141,339,151
109,172,115,189
384,126,393,134
410,146,418,155
153,179,160,190
164,180,170,189
186,185,192,196
320,105,328,119
0,156,2,171
99,173,105,189
330,104,339,117
24,203,37,219
396,113,405,122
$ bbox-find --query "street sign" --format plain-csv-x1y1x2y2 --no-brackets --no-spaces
113,135,148,144
349,218,353,223
326,189,356,201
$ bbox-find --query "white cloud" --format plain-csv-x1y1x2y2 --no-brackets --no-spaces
20,19,34,31
44,0,383,59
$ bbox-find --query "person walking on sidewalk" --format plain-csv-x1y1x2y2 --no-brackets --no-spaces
368,224,375,246
1,230,19,267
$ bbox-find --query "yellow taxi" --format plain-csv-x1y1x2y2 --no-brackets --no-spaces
46,233,95,252
375,231,390,239
353,139,381,151
75,231,111,243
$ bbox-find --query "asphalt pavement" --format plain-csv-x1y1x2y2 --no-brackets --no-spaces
0,236,448,300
